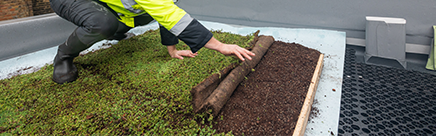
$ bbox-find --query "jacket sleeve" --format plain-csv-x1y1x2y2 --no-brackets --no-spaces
159,25,179,46
135,0,213,53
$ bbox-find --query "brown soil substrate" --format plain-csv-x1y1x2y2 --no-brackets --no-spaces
212,41,321,135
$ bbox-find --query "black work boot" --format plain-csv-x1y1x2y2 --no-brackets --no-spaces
52,46,79,84
52,30,89,84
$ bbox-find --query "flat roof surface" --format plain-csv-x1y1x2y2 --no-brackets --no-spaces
0,21,346,135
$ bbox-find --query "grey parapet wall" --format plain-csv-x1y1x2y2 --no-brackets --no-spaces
1,0,434,60
0,13,75,61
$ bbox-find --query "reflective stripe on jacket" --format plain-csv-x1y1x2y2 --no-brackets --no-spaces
98,0,212,53
99,0,189,35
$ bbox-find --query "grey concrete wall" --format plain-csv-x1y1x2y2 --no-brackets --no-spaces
1,1,434,61
178,0,435,46
0,13,76,61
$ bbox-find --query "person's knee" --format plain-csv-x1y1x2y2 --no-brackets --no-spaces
86,15,119,38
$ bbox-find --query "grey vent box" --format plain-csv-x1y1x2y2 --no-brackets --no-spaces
365,16,407,68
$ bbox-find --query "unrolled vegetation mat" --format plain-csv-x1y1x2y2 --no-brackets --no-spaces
0,30,253,135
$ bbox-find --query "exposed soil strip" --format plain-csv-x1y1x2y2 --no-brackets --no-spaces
212,41,321,135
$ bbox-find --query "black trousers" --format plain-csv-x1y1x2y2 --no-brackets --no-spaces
50,0,178,50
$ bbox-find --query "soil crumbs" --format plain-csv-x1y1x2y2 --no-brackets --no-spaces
213,41,321,135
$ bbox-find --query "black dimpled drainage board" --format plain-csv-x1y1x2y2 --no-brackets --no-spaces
338,48,436,136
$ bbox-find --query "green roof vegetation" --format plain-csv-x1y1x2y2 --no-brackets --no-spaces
0,29,254,135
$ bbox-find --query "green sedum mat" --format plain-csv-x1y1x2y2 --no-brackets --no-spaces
0,29,254,135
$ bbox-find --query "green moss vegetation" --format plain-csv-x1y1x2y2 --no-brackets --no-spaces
0,30,254,135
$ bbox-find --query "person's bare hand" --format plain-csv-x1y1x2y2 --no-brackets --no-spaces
204,37,255,61
167,45,197,60
170,50,198,60
218,44,255,61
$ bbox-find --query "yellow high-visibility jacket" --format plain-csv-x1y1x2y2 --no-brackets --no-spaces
99,0,212,53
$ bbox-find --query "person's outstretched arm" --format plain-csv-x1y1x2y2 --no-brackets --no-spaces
166,37,255,61
137,0,254,61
